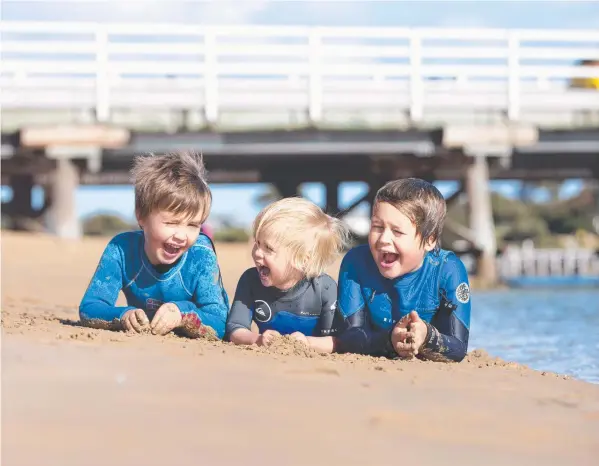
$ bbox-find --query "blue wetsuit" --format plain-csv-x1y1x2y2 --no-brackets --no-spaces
79,231,230,339
225,268,339,339
335,245,471,362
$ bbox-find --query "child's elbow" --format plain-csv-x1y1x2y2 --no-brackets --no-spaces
446,342,468,363
452,350,467,363
78,301,91,321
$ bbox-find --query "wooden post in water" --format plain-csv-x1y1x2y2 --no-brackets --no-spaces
47,158,81,239
466,156,497,286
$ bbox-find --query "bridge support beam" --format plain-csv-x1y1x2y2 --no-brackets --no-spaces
46,159,81,239
465,156,497,286
274,181,300,199
3,174,35,230
324,180,340,215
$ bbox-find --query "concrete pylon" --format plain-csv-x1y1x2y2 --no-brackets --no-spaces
47,158,81,239
465,156,497,286
325,180,339,215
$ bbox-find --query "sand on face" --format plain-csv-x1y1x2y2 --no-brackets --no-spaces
2,232,599,466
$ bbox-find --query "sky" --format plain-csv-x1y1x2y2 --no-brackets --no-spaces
1,0,596,226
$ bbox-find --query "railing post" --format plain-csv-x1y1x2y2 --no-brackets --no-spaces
95,28,110,122
409,30,423,124
507,32,520,121
308,30,322,125
204,28,218,126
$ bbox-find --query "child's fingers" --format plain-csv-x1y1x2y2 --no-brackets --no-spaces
128,314,143,333
151,317,168,335
121,316,133,332
395,341,412,352
263,335,276,347
135,309,149,326
396,328,410,341
395,314,411,329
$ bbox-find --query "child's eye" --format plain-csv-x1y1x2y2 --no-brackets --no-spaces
393,230,404,236
371,225,383,230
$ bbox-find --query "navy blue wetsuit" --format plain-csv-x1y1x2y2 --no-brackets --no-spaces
335,245,471,362
79,231,230,338
225,268,339,339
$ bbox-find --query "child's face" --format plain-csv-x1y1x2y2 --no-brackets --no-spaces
252,233,302,290
368,202,434,280
137,209,203,265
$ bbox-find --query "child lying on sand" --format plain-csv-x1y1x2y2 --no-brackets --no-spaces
301,178,472,362
79,151,229,339
225,197,349,350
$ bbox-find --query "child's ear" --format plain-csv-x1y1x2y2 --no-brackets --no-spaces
423,237,436,252
299,253,311,272
136,211,145,230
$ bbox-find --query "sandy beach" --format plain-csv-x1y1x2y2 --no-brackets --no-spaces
2,232,599,466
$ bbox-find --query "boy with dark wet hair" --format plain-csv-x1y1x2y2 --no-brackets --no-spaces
333,178,471,362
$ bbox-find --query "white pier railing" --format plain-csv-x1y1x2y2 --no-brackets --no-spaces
498,244,599,278
1,21,599,128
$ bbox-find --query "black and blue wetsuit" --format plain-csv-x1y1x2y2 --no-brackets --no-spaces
335,245,471,362
225,268,339,339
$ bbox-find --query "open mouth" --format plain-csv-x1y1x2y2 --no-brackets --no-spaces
163,243,183,257
380,252,399,269
257,264,271,280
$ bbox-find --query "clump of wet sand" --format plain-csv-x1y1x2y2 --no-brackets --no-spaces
243,334,319,358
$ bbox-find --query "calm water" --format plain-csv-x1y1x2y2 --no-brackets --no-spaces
470,289,599,384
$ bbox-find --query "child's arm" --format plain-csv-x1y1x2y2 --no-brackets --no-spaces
79,237,136,326
418,254,471,362
172,247,229,339
334,253,397,357
225,270,260,345
303,275,340,353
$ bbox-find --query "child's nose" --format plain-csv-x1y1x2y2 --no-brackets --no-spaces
379,228,393,244
173,228,187,242
253,244,264,258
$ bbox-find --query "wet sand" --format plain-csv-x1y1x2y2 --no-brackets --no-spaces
2,232,599,465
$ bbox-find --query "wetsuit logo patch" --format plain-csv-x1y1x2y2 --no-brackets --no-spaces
146,298,164,311
456,283,470,304
254,300,272,323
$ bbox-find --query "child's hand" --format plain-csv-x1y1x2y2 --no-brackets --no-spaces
121,309,150,333
257,329,280,347
407,311,428,356
391,314,413,358
391,311,428,358
289,332,309,346
150,303,183,335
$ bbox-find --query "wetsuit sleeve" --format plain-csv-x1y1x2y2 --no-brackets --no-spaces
421,254,471,362
315,275,339,336
334,253,396,357
224,270,254,340
173,246,230,340
79,236,136,324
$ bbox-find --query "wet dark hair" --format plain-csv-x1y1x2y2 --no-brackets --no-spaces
374,178,446,250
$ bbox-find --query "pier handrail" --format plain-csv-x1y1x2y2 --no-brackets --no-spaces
1,21,598,125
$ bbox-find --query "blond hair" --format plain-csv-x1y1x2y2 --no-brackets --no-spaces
375,178,446,249
131,151,212,222
253,197,350,279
